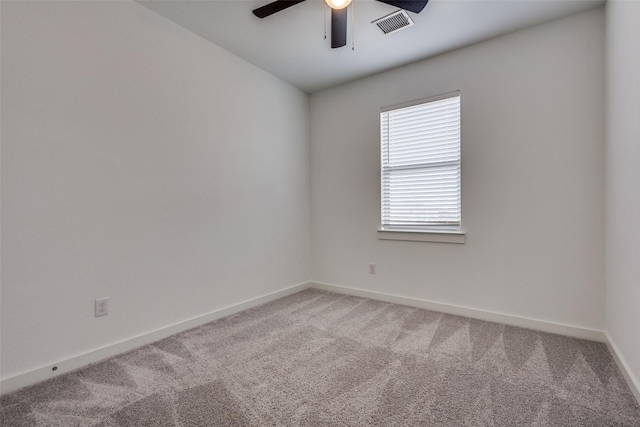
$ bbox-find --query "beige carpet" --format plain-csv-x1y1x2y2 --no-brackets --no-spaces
2,288,639,426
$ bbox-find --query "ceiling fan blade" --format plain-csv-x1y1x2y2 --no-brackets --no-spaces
253,0,307,18
376,0,428,14
331,7,348,49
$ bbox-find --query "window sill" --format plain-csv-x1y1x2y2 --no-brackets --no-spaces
378,229,466,244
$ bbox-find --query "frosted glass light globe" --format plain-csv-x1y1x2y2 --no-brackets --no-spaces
325,0,352,10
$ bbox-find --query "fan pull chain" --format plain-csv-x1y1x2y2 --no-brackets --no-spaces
351,1,355,50
324,3,327,40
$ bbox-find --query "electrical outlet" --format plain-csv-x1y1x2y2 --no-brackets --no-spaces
369,263,376,274
95,298,109,317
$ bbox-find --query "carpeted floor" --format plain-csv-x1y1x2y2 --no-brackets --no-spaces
2,289,640,426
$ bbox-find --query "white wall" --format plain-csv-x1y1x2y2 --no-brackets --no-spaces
1,1,618,391
310,9,605,330
1,1,310,380
605,0,640,390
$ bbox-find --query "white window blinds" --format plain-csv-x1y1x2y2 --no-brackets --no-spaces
381,92,461,231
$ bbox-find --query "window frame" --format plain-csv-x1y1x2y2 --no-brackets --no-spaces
378,91,465,244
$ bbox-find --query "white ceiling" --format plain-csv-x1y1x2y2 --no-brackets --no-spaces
138,0,604,93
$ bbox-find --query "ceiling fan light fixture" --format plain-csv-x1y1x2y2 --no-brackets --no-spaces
325,0,352,10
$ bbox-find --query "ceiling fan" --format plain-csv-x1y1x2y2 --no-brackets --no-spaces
253,0,429,49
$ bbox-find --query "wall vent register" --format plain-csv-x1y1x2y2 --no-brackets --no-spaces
372,10,414,35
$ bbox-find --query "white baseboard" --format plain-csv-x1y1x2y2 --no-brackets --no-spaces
309,282,606,342
316,280,640,405
6,280,632,404
0,282,311,395
604,333,640,405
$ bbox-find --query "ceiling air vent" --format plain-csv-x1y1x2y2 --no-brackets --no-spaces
372,9,414,35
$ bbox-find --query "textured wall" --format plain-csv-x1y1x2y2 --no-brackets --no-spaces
310,9,605,330
1,1,310,380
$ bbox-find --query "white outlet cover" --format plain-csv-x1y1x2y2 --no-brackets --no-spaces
95,298,109,317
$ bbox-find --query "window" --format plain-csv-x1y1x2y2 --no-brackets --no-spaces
380,92,462,239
